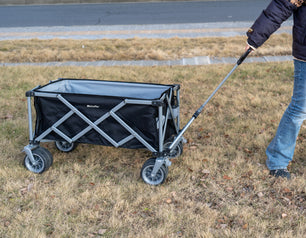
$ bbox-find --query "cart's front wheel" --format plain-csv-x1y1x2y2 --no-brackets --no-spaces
24,147,53,174
141,158,168,185
55,141,77,153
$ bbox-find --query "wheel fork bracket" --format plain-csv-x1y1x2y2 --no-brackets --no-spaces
23,145,38,165
151,157,171,177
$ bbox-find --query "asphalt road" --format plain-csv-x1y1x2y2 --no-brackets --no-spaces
0,0,269,28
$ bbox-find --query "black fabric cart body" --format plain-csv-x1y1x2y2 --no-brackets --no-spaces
23,78,183,185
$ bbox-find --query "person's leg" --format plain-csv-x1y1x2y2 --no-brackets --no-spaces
266,60,306,177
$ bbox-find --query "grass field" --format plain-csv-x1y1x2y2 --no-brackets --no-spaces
0,34,292,63
0,62,305,237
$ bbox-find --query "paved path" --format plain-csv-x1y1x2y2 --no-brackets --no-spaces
0,21,292,40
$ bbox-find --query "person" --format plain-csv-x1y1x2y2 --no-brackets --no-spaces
246,0,306,179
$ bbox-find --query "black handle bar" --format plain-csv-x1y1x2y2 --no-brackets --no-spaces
237,47,252,65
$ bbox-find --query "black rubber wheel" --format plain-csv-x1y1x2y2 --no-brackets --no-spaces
42,146,53,168
24,147,53,174
55,141,77,153
140,158,168,185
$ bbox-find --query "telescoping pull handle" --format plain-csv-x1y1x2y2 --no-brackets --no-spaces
237,47,252,65
192,47,252,119
168,48,253,152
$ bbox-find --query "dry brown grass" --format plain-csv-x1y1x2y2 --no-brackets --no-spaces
0,33,292,63
0,63,305,237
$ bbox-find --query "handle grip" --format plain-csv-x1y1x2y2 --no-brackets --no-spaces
237,48,252,65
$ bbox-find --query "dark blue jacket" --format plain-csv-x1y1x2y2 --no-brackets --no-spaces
247,0,306,61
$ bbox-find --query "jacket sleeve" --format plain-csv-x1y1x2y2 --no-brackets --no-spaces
247,0,297,49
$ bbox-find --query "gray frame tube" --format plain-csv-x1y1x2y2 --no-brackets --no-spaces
27,97,34,141
177,89,180,129
158,106,164,153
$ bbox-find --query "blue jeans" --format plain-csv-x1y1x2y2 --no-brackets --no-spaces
266,59,306,170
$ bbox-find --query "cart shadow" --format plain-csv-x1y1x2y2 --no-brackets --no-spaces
49,143,153,180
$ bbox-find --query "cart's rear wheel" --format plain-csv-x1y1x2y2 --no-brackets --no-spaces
164,140,183,158
141,158,168,185
24,147,53,174
55,141,77,153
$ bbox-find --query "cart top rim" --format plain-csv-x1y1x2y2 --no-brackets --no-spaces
33,78,179,100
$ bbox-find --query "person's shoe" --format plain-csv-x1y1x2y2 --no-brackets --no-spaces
269,169,291,179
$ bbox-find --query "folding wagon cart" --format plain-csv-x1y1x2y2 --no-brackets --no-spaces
23,78,184,185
